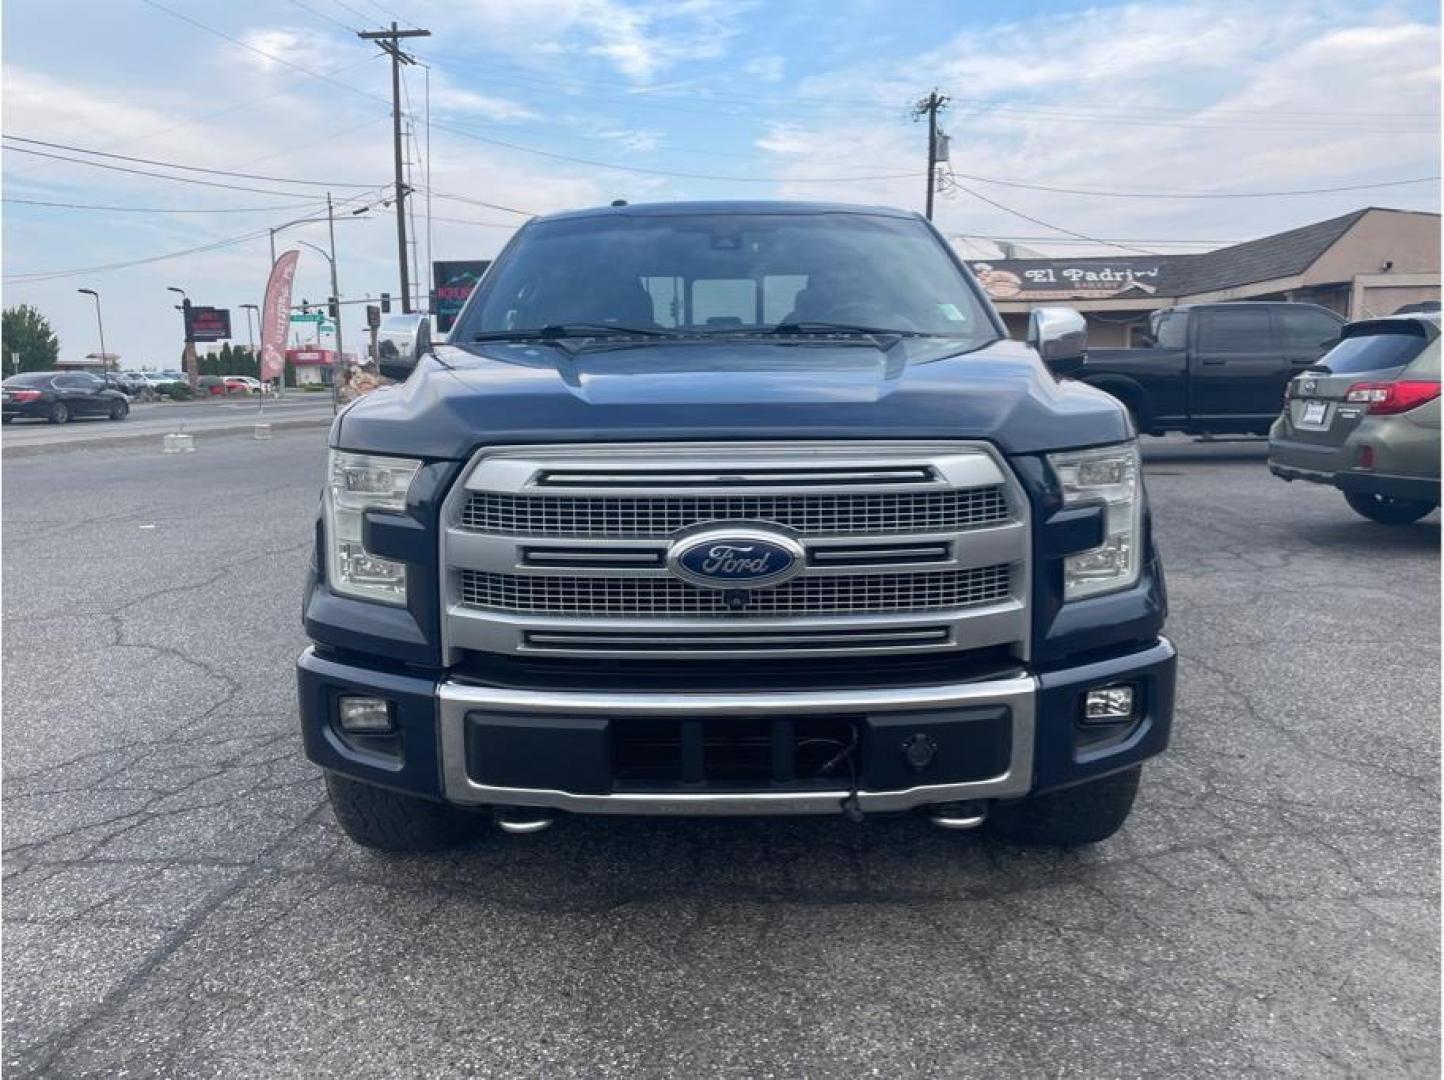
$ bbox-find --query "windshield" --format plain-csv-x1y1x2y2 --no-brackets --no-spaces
455,210,998,345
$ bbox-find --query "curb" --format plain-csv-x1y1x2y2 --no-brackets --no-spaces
1,415,332,458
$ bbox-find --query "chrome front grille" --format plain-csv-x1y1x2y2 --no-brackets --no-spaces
459,488,1009,537
460,566,1013,617
440,442,1031,662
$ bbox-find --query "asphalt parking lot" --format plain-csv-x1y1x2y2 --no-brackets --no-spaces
3,430,1438,1077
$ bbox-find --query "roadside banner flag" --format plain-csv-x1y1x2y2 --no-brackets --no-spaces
260,250,300,381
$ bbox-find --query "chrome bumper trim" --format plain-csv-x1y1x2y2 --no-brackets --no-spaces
437,675,1036,815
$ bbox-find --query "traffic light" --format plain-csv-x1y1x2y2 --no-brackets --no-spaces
328,297,339,320
380,293,391,314
301,299,311,314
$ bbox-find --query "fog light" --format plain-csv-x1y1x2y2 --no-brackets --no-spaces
338,696,394,734
1083,685,1135,724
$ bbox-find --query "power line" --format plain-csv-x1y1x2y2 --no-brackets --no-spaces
0,145,348,199
423,189,536,217
2,226,276,284
286,0,358,33
139,0,393,109
939,174,1157,255
948,171,1441,200
428,115,922,182
3,196,325,214
2,136,383,189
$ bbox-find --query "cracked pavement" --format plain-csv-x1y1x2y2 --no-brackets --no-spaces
3,432,1438,1077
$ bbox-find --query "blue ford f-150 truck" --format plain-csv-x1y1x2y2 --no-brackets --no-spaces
299,200,1176,851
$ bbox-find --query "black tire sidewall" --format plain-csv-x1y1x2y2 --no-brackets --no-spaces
49,402,69,424
1343,490,1435,525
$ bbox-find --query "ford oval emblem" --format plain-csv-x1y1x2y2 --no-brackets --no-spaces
667,528,805,590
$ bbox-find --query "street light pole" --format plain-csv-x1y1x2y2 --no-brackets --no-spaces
77,289,108,371
296,196,344,416
239,302,262,415
167,286,196,387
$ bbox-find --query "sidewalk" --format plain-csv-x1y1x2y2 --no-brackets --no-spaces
1,399,336,456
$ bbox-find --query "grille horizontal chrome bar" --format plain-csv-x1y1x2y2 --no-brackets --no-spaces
460,566,1013,617
460,488,1009,538
523,626,953,652
535,465,937,488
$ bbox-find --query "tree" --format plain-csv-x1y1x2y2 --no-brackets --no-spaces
2,305,60,374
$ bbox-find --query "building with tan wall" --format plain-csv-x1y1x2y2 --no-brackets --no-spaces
970,207,1440,347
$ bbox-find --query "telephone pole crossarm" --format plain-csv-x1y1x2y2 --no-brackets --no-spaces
358,22,431,314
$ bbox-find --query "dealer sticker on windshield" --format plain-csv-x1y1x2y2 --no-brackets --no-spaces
936,303,967,322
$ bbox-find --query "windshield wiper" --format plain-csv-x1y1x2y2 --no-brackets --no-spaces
473,323,671,342
767,320,931,338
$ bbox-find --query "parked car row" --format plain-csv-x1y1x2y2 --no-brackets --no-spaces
2,371,130,424
1062,302,1439,526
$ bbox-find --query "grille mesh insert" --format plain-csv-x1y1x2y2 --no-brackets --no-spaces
459,488,1009,537
459,566,1013,617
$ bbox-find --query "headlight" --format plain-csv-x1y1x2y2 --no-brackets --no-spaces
325,450,421,605
1047,443,1142,601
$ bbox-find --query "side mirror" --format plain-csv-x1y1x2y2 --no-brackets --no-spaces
1026,306,1088,378
376,314,432,382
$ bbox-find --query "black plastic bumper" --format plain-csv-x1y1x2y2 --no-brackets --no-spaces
298,637,1176,810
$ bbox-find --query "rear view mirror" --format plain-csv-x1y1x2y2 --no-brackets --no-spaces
376,314,432,381
1027,306,1088,378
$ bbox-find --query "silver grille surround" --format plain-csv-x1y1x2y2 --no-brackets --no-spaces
439,442,1031,662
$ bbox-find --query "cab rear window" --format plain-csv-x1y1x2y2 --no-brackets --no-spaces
1315,323,1429,375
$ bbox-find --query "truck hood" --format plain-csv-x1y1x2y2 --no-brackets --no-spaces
334,337,1129,459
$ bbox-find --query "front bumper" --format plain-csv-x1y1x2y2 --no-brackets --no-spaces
299,637,1176,815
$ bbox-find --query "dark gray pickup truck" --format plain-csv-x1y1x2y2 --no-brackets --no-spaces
1078,301,1344,435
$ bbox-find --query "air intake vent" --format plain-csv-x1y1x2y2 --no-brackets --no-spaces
459,488,1009,537
459,566,1013,617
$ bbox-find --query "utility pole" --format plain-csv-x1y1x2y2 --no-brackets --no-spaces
359,21,431,314
912,89,949,221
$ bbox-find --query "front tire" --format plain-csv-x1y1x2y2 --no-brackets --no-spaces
325,773,483,852
1344,490,1436,525
109,400,129,421
988,766,1140,846
47,401,69,424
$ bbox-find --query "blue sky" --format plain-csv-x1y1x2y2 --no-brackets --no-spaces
3,0,1440,365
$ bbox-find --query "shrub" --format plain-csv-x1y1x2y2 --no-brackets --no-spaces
160,382,194,400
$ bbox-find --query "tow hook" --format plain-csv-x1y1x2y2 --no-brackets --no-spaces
927,801,988,830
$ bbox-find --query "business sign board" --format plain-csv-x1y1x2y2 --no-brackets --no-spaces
186,305,232,342
432,259,491,333
969,259,1171,302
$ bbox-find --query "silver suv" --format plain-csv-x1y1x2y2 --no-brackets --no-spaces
1269,313,1440,524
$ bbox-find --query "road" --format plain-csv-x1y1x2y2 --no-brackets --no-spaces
1,395,336,453
3,432,1438,1077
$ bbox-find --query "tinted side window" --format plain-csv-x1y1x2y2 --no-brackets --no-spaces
1279,307,1341,351
1154,311,1187,348
1319,325,1429,375
54,375,86,389
1196,308,1273,353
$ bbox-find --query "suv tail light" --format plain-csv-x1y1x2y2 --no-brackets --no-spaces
7,390,42,402
1344,380,1441,416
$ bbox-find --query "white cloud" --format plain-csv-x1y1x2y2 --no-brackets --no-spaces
769,2,1440,246
743,55,785,83
430,87,540,121
435,0,754,82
